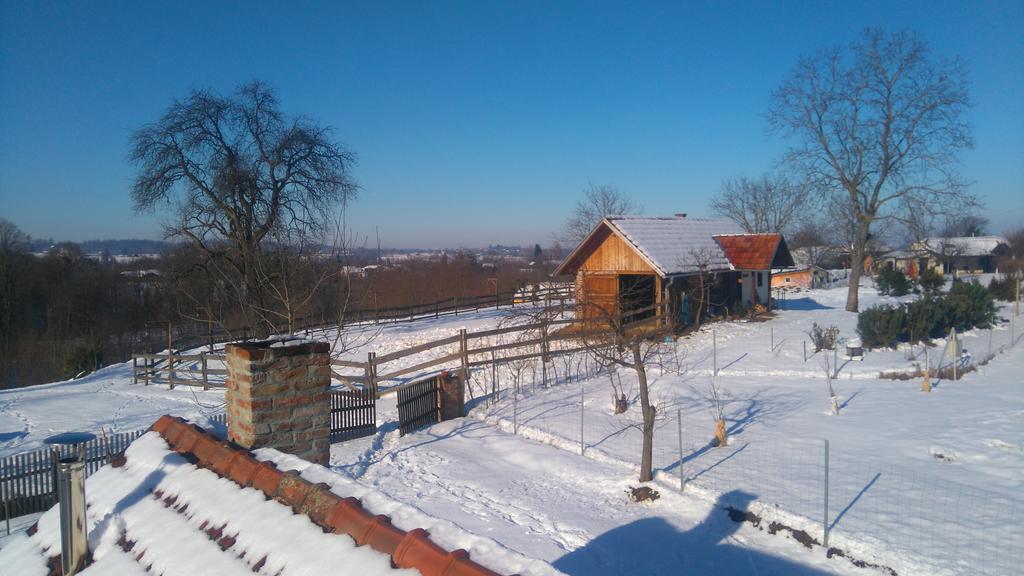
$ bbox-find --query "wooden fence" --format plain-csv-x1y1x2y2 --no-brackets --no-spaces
130,299,668,401
331,301,670,398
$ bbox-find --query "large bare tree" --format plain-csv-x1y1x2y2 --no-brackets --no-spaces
129,81,357,330
562,184,638,245
768,29,973,311
710,174,811,234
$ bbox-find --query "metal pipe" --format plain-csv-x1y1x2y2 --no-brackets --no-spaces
58,454,88,575
823,439,830,549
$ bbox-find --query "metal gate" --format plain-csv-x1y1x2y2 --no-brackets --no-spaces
396,376,440,436
330,388,377,442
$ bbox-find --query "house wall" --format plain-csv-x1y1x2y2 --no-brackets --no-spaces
771,269,812,290
740,271,771,308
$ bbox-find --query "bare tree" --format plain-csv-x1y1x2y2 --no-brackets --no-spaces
768,29,974,312
577,299,670,483
562,184,638,245
129,81,358,331
710,174,812,234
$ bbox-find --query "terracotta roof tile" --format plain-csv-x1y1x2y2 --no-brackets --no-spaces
714,233,788,270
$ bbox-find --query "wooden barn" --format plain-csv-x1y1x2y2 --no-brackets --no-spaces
553,215,794,327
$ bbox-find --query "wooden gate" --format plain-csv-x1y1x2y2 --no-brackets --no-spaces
330,389,377,442
396,376,440,436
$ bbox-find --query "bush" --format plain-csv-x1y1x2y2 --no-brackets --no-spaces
807,322,840,352
987,275,1019,302
64,346,103,379
905,298,945,343
916,267,945,296
942,280,995,331
875,266,911,296
857,305,906,349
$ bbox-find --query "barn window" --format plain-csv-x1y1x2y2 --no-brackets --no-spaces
785,277,791,283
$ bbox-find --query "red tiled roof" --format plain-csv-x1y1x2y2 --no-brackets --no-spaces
16,416,505,576
713,233,787,270
151,416,504,576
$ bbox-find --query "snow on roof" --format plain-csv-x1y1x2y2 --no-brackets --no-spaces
606,216,744,275
0,417,504,576
918,236,1009,257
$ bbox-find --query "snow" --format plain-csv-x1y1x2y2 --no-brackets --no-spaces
918,236,1009,257
0,432,413,576
3,280,1022,575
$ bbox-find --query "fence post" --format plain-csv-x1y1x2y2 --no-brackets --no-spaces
513,387,518,435
579,381,585,456
459,329,470,387
132,356,138,385
491,350,498,405
168,349,175,390
832,345,838,380
823,439,830,549
143,357,150,386
803,340,807,362
677,409,685,492
713,330,718,377
365,352,377,397
201,352,209,391
541,324,549,388
454,296,458,316
770,327,774,352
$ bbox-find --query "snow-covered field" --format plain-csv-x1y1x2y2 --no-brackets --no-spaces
2,282,1022,575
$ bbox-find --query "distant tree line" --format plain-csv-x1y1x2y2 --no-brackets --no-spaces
0,218,557,389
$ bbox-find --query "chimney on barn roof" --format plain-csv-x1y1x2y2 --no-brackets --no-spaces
675,213,687,218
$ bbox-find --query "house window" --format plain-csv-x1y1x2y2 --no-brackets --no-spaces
785,277,791,283
757,272,763,287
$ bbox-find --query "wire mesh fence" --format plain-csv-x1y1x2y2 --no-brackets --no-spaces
472,353,1022,576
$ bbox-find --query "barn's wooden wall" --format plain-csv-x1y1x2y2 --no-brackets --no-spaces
578,232,656,274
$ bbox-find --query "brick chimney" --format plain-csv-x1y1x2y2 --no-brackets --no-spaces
225,340,331,465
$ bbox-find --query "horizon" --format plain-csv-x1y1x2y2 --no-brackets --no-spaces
2,1,1022,248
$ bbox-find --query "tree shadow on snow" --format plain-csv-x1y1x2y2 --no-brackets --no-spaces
783,297,833,311
553,490,833,576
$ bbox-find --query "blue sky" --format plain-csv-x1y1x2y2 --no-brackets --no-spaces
1,1,1022,248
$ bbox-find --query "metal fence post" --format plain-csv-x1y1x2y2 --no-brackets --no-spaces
823,439,830,549
579,381,585,456
770,327,774,352
513,388,518,435
677,409,685,492
803,340,807,362
713,330,718,376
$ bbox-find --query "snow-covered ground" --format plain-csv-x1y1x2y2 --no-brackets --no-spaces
2,282,1022,575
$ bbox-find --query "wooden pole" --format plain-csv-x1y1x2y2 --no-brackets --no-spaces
167,321,175,389
132,356,138,385
365,352,377,397
459,329,471,396
201,352,209,391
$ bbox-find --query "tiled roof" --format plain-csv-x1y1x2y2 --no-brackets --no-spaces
917,236,1009,257
609,217,744,275
0,416,503,576
713,233,789,270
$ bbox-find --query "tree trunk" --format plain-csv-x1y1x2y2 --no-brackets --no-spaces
845,219,872,312
632,342,655,483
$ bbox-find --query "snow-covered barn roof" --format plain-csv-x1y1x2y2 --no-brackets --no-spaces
917,236,1009,257
0,416,504,576
555,216,793,277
